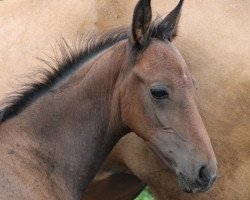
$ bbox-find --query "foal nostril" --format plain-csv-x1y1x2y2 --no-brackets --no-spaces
178,166,217,193
197,165,217,187
198,166,210,185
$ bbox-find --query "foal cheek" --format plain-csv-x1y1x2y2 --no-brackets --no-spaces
121,91,154,140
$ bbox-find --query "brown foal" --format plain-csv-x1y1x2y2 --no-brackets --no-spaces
0,0,217,199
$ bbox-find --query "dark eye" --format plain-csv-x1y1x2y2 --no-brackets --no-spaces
150,86,169,100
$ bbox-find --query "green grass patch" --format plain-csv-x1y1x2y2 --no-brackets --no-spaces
135,187,154,200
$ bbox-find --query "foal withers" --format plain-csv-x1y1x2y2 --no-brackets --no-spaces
0,0,217,199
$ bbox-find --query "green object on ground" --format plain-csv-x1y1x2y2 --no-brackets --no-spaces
135,187,154,200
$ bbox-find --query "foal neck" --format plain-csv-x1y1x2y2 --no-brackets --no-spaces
0,41,128,199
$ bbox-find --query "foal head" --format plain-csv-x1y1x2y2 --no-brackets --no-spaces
120,0,217,193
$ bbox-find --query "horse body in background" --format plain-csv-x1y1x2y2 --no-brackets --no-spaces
0,0,217,199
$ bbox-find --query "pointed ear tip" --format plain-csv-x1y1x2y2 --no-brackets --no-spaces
179,0,185,8
132,0,153,36
153,0,184,41
173,0,184,12
136,0,152,7
133,0,152,16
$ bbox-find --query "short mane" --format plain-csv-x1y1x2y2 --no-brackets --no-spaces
0,18,168,124
0,28,129,123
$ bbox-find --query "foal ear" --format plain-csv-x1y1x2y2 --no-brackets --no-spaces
156,0,184,41
132,0,152,49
